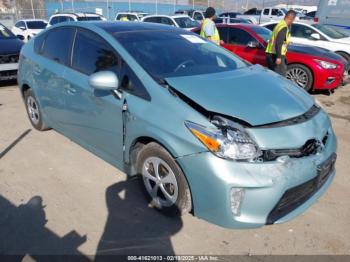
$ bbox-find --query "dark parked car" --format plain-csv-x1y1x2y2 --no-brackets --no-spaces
219,12,241,18
0,23,23,81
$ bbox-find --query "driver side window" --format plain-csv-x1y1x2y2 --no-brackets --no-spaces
228,28,255,46
291,24,317,39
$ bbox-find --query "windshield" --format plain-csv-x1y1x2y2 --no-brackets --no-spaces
313,24,347,39
0,24,15,39
114,31,247,79
174,17,199,28
77,16,103,21
26,21,47,29
250,26,271,42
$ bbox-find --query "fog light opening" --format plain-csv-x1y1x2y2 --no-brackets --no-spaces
230,188,245,216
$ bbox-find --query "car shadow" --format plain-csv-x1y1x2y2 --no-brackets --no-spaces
0,194,89,260
95,176,183,258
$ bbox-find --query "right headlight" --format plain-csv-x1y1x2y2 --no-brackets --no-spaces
185,117,261,161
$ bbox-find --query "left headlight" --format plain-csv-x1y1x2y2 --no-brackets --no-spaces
185,117,261,161
314,59,337,70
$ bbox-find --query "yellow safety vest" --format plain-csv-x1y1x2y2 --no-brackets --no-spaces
266,20,291,56
120,17,129,21
200,18,220,45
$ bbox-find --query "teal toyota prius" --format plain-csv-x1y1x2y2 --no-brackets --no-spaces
18,22,337,229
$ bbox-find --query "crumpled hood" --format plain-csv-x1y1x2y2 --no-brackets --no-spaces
165,65,314,126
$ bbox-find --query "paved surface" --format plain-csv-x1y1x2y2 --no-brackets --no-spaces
0,83,350,256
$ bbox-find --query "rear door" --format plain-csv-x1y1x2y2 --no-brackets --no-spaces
33,27,75,127
61,28,125,166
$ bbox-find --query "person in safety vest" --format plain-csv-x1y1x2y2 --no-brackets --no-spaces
265,10,296,76
200,7,221,45
120,16,129,21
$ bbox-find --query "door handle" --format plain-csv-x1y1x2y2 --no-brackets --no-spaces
33,65,42,75
65,86,76,95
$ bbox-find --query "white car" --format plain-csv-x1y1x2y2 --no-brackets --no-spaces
115,12,148,22
47,12,106,27
142,15,200,31
12,19,47,42
262,21,350,62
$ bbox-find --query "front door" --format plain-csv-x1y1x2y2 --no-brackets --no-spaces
61,28,125,166
224,27,266,66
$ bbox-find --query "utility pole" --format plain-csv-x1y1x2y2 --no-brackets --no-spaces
71,0,75,12
106,0,109,20
30,0,35,18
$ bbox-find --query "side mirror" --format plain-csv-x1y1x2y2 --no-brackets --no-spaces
247,41,259,48
89,71,120,91
19,26,26,30
310,33,321,40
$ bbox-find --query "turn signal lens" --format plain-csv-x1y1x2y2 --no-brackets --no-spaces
189,128,220,152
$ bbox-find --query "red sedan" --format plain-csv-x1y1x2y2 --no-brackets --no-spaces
193,24,349,92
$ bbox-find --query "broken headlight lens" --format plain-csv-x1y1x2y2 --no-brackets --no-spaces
185,117,261,161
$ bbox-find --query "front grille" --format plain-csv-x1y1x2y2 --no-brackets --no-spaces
266,153,336,225
0,70,17,81
262,132,328,162
0,54,19,64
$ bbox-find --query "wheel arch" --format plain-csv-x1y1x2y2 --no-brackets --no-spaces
287,62,315,89
127,135,194,213
20,83,31,99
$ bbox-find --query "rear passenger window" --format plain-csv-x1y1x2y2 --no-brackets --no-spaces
72,29,119,75
50,17,60,25
41,27,75,65
34,33,46,54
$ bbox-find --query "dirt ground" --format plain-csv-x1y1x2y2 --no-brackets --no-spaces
0,82,350,257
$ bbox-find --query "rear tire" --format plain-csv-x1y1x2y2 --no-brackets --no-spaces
136,142,192,216
286,64,313,92
24,89,50,131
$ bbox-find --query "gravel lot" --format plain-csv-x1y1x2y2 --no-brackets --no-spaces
0,82,350,257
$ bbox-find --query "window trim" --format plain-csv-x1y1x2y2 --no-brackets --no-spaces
70,27,122,76
70,28,150,101
228,27,255,46
39,26,76,67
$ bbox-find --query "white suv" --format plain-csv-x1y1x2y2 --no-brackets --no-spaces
262,21,350,62
12,19,47,42
47,12,106,27
115,12,148,22
142,15,199,31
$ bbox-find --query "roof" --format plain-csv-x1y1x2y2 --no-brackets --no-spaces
17,19,47,22
50,12,102,17
92,21,185,34
143,14,191,19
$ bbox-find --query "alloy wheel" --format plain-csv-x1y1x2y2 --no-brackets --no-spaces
27,96,40,125
286,67,309,89
142,157,179,208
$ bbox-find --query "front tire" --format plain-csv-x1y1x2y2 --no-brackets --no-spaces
286,64,313,92
136,142,192,216
24,89,50,131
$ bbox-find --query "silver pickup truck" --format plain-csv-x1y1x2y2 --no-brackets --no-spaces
236,7,312,24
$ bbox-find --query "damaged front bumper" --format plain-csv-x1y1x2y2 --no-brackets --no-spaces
176,110,337,229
